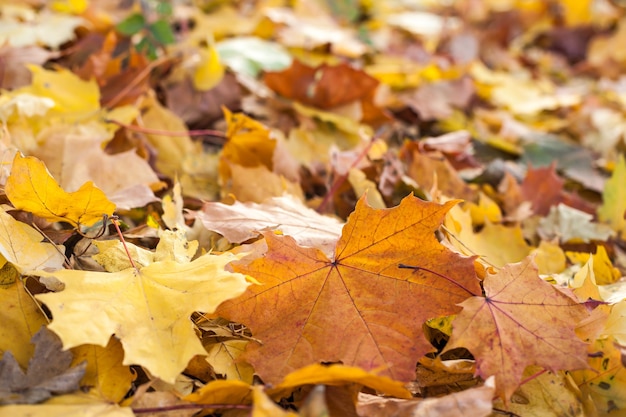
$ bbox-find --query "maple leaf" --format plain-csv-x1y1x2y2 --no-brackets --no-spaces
5,153,115,228
35,251,251,383
0,205,64,273
0,327,86,405
264,60,378,110
216,195,480,383
443,256,589,400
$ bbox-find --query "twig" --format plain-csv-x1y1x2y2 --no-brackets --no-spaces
317,127,387,213
103,56,171,109
107,119,226,141
132,403,252,413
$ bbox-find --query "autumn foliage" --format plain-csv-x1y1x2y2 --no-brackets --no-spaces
2,0,626,416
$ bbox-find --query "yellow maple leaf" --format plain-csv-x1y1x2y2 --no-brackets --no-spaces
34,251,250,383
193,41,225,91
5,153,115,228
220,108,276,182
0,205,65,273
0,277,48,368
71,338,135,403
22,65,100,120
598,154,626,239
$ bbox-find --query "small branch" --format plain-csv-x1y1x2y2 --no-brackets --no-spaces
317,128,386,213
107,119,226,141
132,403,252,414
103,56,171,109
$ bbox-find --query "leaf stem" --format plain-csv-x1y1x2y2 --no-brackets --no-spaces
317,128,385,213
111,216,138,270
103,55,171,109
518,368,548,387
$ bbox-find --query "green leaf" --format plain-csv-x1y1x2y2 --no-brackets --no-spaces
216,37,292,78
116,13,146,36
148,20,176,45
135,37,158,60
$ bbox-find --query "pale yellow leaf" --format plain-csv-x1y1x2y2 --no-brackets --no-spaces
192,42,225,91
206,340,254,383
35,251,250,383
5,153,115,228
0,205,65,273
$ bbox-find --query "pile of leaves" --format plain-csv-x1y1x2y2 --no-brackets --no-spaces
2,0,626,415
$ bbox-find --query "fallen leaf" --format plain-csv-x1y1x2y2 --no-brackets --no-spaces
572,337,626,413
183,379,253,406
356,376,494,417
0,276,48,368
0,45,53,90
224,163,304,203
217,195,480,383
205,340,253,383
35,251,251,383
598,154,626,239
264,60,379,111
445,204,531,268
71,338,134,403
0,402,133,417
604,301,626,346
401,77,475,121
0,205,65,273
521,164,565,216
347,168,386,209
32,122,160,208
402,143,477,201
20,65,99,120
216,36,292,78
5,153,115,228
251,385,299,417
139,95,195,179
444,256,589,400
130,391,196,417
538,203,614,243
491,368,585,417
264,7,367,57
220,108,276,178
567,246,621,285
196,195,343,257
0,327,86,405
192,42,225,92
0,12,84,49
269,364,411,399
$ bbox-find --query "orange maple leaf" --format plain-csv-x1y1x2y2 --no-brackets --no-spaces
443,256,589,400
216,195,481,383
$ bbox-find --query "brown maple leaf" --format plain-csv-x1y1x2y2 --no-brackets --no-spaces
443,256,589,400
216,195,481,383
263,60,388,125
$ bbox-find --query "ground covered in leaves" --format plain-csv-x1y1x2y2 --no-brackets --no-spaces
2,0,626,416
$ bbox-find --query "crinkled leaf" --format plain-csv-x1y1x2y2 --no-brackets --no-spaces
217,195,480,383
444,256,589,400
5,153,115,228
35,252,250,383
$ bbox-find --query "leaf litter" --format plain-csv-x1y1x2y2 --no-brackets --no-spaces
0,0,626,416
